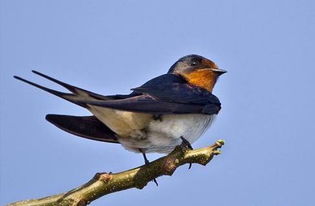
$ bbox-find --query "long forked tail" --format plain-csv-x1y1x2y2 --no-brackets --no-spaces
14,70,110,108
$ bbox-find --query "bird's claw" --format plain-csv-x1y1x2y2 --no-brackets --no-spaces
180,137,193,169
180,136,193,150
139,148,159,186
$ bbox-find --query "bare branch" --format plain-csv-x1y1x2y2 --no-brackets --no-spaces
8,140,224,206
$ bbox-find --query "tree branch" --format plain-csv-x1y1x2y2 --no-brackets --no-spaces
8,140,225,206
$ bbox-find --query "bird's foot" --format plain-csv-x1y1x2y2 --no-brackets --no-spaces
139,149,158,186
180,136,193,169
180,136,193,150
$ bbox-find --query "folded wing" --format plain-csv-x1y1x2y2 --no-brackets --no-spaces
80,74,221,115
46,114,119,143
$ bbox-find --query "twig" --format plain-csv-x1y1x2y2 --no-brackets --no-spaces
8,140,225,206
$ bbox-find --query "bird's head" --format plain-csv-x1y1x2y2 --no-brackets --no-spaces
168,54,226,92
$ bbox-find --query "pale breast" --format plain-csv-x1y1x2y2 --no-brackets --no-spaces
119,114,216,153
88,105,215,154
150,114,213,141
147,114,215,152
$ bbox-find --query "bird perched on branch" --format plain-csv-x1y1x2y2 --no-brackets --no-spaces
14,54,226,165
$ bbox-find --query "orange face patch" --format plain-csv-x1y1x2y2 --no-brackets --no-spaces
181,69,217,92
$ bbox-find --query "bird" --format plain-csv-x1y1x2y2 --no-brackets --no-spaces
14,54,226,166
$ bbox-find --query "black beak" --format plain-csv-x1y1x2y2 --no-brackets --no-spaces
211,68,227,75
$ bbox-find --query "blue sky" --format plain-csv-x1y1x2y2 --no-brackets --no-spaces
1,0,314,205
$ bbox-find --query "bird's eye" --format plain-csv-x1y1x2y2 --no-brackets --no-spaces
190,61,198,66
189,57,201,66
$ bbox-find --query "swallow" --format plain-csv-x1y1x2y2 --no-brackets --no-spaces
14,54,226,163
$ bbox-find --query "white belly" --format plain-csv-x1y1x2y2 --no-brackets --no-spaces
88,105,216,154
119,114,216,153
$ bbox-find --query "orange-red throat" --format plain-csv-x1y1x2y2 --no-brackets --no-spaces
179,68,218,92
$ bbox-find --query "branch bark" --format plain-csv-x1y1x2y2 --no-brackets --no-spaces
8,140,225,206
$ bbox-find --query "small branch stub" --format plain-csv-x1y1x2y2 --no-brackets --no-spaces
8,139,225,206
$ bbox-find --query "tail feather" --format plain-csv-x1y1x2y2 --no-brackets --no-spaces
31,70,79,93
46,114,119,143
13,75,87,107
14,71,112,108
14,71,135,109
31,70,109,100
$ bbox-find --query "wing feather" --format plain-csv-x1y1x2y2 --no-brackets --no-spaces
46,114,119,143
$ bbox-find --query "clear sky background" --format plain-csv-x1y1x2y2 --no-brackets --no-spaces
1,0,314,205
